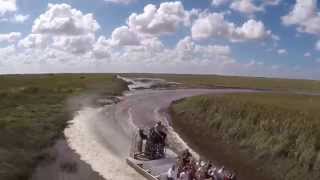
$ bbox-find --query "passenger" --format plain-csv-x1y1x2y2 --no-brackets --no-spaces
197,161,208,180
178,167,189,180
205,163,213,179
215,167,225,180
137,128,147,153
180,149,192,166
211,168,219,180
155,121,166,132
167,165,177,180
188,159,197,180
155,121,167,144
229,173,237,180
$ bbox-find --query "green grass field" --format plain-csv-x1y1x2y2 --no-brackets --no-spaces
122,73,320,93
170,93,320,180
0,74,127,180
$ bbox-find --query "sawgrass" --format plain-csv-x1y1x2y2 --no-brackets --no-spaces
0,74,128,180
170,93,320,180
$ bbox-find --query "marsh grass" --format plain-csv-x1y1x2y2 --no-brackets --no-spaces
171,93,320,180
123,73,320,93
0,74,127,180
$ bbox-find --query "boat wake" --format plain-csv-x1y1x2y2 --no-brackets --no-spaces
64,76,251,180
64,106,143,180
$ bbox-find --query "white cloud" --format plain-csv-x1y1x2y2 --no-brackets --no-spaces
211,0,229,6
18,34,49,49
304,52,311,57
13,14,29,23
0,1,313,79
315,40,320,51
91,36,111,59
32,3,100,36
0,14,30,23
229,0,281,16
0,32,21,43
282,0,320,35
52,34,95,54
234,19,271,41
113,35,235,68
277,48,288,55
19,3,101,55
104,0,135,5
230,0,263,15
263,0,281,6
191,12,272,42
0,45,15,56
0,0,29,24
0,0,16,16
109,26,140,46
128,1,194,36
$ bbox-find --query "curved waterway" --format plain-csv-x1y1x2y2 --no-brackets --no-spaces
64,77,257,180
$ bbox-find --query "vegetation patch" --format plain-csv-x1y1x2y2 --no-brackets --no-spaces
0,74,128,180
123,73,320,93
170,93,320,180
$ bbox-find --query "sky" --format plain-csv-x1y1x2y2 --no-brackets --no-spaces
0,0,320,79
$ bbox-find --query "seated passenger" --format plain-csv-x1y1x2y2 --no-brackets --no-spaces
167,165,177,180
137,128,147,153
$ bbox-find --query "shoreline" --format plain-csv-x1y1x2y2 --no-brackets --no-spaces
169,102,274,180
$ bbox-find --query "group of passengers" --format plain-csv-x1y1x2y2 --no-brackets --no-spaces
167,149,237,180
136,121,167,159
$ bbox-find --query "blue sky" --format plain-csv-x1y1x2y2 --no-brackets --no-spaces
0,0,319,79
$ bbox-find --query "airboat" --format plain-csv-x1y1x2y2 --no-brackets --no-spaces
126,127,237,180
126,128,177,180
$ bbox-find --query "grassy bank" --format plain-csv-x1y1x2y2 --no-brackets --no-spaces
122,73,320,93
0,74,128,180
170,93,320,180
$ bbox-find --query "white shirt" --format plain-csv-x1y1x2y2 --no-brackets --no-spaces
179,171,188,180
167,167,176,178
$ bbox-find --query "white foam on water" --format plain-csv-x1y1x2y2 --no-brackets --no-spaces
153,108,200,160
64,107,144,180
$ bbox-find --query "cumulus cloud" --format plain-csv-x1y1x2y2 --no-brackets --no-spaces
13,14,29,23
0,0,16,16
0,1,305,79
104,0,135,5
0,13,29,23
277,48,288,55
128,1,195,36
264,0,281,6
229,0,281,15
91,36,111,59
211,0,229,6
169,36,234,64
234,19,271,41
52,34,95,54
109,26,140,46
282,0,320,35
32,3,100,35
18,34,49,49
19,3,100,55
0,32,21,43
191,12,272,42
230,0,263,15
